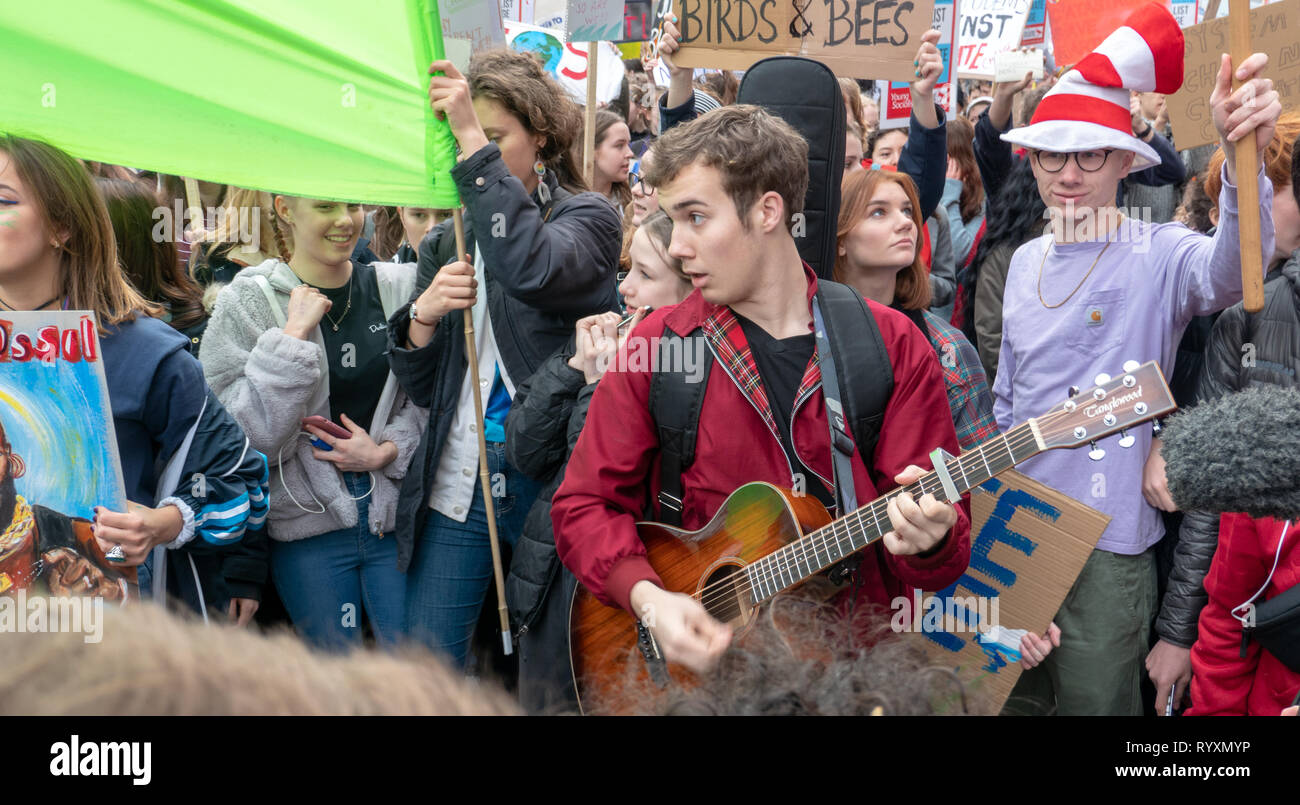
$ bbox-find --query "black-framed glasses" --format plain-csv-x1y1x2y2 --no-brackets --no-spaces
1034,149,1116,173
630,166,654,194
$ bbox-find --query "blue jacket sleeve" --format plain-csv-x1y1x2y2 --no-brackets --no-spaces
1127,130,1185,187
898,107,947,221
973,109,1014,205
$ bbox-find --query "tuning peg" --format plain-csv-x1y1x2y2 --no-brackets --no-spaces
1093,373,1111,385
1118,429,1135,448
1068,385,1080,397
1088,441,1106,461
1122,360,1140,373
1152,419,1163,436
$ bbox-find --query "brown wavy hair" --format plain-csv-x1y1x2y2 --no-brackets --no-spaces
467,49,587,193
834,168,931,310
96,178,207,332
594,110,633,207
946,116,984,224
1204,111,1300,208
0,135,158,331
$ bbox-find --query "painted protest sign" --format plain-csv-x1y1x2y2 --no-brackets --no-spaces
909,471,1109,712
531,0,625,40
1166,0,1300,149
876,0,957,129
441,0,506,52
1169,0,1201,26
504,20,627,103
500,0,537,21
622,0,654,41
1047,0,1170,66
955,0,1030,78
669,0,938,83
1019,0,1045,46
0,312,136,602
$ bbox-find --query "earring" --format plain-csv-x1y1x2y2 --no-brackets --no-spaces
534,160,551,205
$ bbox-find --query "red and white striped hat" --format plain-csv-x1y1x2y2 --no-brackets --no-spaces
1001,2,1184,171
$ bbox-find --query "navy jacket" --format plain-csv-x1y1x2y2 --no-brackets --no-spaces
387,144,622,572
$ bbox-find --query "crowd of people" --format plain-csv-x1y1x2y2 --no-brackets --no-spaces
2,2,1298,717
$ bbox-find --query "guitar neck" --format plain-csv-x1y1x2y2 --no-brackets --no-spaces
743,421,1044,603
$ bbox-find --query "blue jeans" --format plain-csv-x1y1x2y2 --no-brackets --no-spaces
407,442,542,668
271,471,405,652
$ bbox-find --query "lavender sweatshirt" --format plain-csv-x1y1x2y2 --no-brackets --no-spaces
993,166,1274,554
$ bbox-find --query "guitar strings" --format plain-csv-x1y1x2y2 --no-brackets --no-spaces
688,400,1120,613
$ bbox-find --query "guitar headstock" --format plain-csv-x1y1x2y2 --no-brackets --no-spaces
1033,361,1177,452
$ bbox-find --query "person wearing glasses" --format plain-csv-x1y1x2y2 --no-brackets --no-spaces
628,150,659,227
990,5,1280,715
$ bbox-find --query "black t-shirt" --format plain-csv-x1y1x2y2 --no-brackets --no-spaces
313,262,389,428
734,314,835,509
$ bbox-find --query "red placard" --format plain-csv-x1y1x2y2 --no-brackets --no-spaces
1046,0,1172,66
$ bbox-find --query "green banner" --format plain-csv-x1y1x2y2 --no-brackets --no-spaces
0,0,459,207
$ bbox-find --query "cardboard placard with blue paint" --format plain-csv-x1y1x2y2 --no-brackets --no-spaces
909,469,1109,711
0,311,136,602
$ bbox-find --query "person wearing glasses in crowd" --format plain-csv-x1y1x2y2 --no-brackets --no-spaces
992,4,1280,714
628,150,659,227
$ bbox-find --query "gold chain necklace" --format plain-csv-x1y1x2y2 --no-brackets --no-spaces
1036,222,1121,309
322,271,353,332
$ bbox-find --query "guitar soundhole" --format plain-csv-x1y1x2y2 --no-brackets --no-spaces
700,563,753,628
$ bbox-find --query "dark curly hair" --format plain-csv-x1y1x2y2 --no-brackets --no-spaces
467,49,587,193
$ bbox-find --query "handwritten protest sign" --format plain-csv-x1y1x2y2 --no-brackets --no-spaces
1166,0,1300,148
1048,0,1171,66
668,0,937,83
441,0,506,52
1019,0,1046,46
500,0,537,22
956,0,1031,78
877,0,957,129
1170,0,1202,25
912,471,1109,712
530,0,625,40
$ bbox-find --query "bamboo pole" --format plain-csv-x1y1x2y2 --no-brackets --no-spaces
583,42,599,187
453,207,513,655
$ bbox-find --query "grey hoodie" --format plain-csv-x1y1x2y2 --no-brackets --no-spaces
200,259,425,542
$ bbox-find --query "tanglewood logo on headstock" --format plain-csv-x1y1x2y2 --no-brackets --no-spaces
1084,386,1143,418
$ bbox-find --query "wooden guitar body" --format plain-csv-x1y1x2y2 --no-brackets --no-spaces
569,482,832,714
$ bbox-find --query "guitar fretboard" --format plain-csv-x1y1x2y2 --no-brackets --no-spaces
742,422,1042,602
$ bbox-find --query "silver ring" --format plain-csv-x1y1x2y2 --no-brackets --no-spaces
105,544,126,562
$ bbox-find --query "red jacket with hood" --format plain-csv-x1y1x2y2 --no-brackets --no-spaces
552,267,971,616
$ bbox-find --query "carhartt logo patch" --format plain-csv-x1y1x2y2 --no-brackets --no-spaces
1087,307,1104,326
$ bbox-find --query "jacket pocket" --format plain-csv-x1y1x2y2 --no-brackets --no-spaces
1065,288,1126,359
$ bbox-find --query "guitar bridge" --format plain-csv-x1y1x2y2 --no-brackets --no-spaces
636,622,670,688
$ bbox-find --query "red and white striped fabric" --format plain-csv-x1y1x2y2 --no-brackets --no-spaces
1001,2,1184,171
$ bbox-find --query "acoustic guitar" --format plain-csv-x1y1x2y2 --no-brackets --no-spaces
568,361,1177,714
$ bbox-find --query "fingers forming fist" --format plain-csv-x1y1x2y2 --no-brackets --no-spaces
284,284,331,340
1019,621,1061,669
417,255,476,324
911,30,943,98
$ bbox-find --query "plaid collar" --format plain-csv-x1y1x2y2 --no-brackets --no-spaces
690,265,823,444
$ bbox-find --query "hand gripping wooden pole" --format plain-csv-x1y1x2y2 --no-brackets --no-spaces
1229,0,1265,313
453,207,513,655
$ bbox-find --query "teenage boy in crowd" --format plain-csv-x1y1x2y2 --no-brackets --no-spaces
994,3,1281,714
551,105,971,672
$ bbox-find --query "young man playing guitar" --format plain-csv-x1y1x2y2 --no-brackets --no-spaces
552,105,971,674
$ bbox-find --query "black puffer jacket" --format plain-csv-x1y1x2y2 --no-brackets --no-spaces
387,144,622,572
503,339,598,631
1155,256,1300,647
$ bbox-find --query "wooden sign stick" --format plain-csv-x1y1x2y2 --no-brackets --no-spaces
183,177,205,239
1228,0,1264,313
453,207,513,656
583,42,598,188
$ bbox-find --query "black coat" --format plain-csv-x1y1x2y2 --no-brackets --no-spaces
503,338,595,631
1156,256,1300,647
386,144,622,572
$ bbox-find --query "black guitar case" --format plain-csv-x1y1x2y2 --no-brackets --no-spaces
737,57,846,281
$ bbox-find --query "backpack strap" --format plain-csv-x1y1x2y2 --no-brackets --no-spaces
647,325,713,526
816,280,893,481
251,274,287,328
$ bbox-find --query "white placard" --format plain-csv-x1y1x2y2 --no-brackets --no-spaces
955,0,1031,78
993,48,1043,82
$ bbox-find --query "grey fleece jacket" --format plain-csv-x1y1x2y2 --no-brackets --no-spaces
199,259,425,542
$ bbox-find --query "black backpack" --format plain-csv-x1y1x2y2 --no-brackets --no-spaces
737,57,846,281
648,280,893,526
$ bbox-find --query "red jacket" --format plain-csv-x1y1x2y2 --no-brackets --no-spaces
1188,514,1300,716
552,267,971,615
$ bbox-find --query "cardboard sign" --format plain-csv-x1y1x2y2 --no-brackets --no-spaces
1047,0,1171,67
0,311,136,602
531,0,625,40
1166,0,1300,149
876,0,958,129
669,0,938,83
504,20,627,103
1019,0,1045,46
441,0,506,52
994,47,1043,81
955,0,1031,78
911,471,1110,713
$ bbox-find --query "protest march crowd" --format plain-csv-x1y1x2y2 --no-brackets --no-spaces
2,0,1300,718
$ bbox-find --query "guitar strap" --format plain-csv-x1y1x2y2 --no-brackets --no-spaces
812,293,858,516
